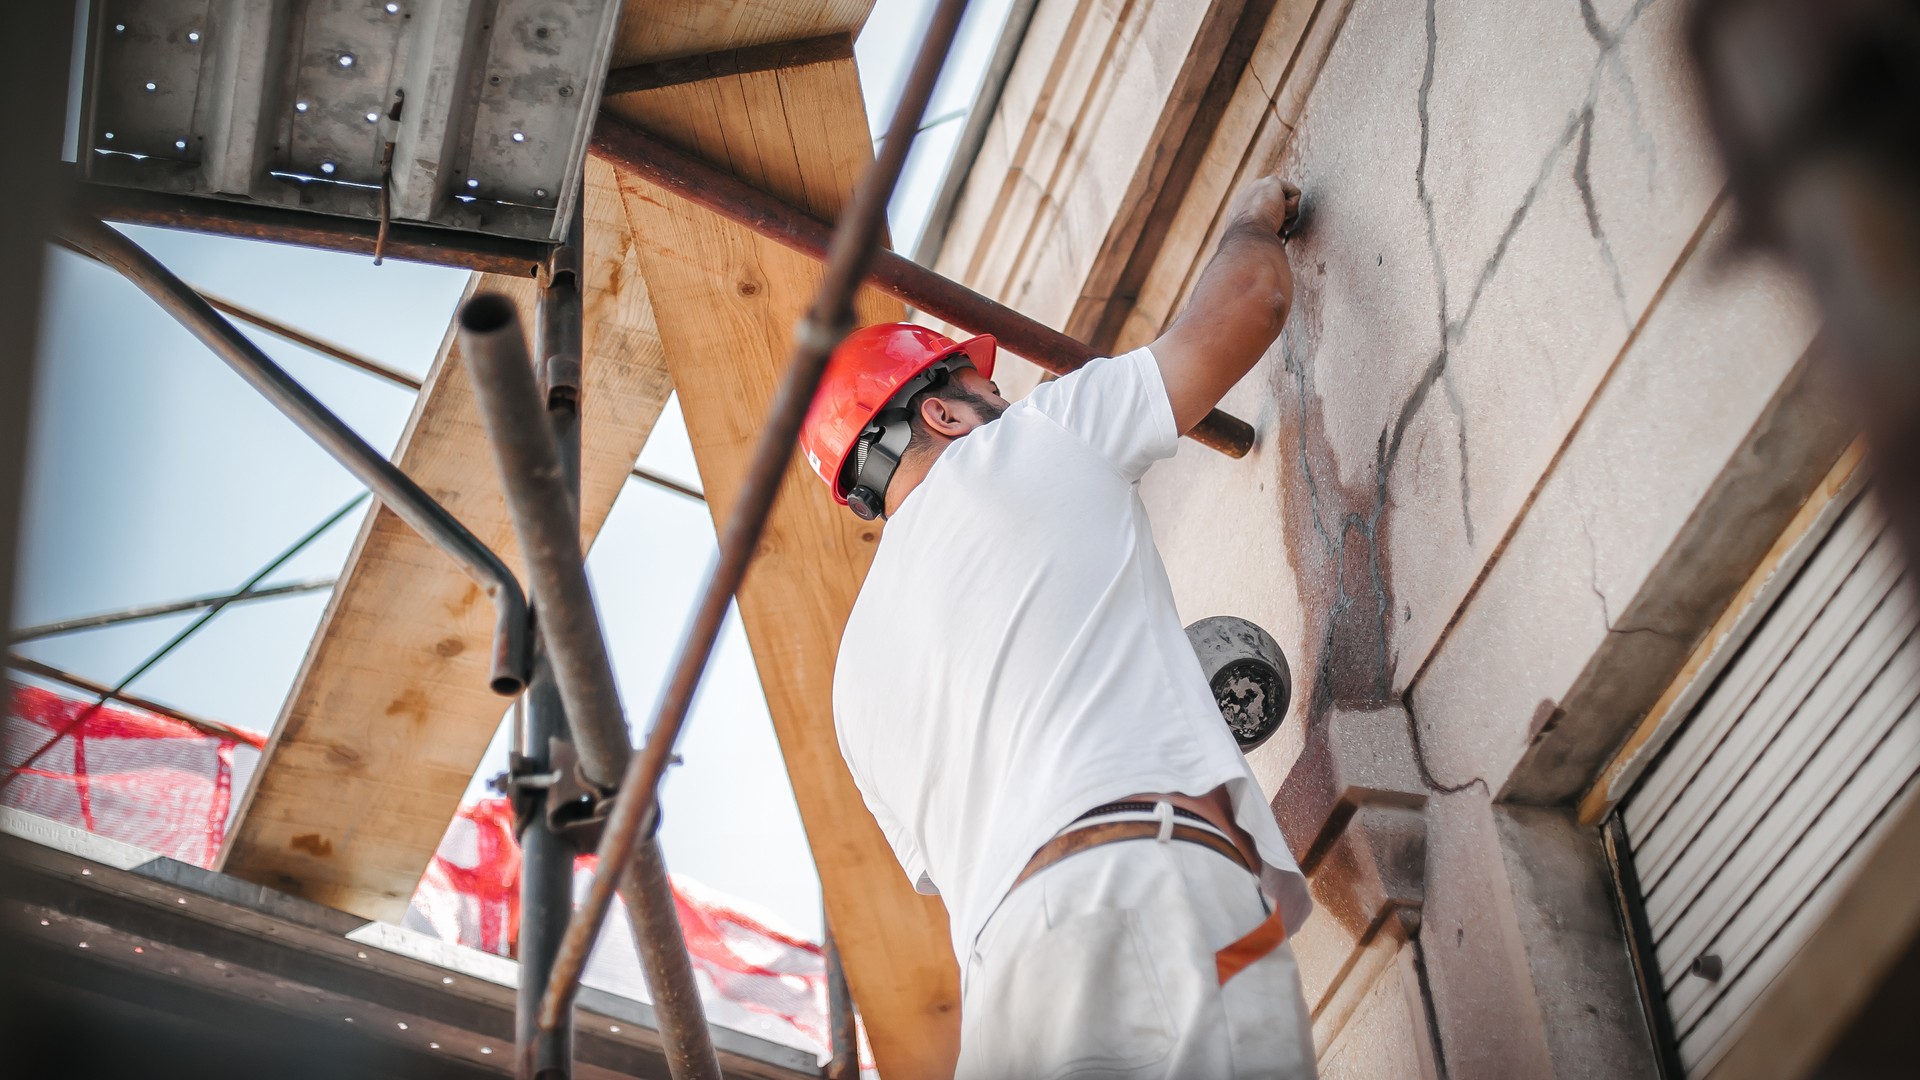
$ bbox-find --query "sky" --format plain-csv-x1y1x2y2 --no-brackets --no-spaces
14,0,1018,944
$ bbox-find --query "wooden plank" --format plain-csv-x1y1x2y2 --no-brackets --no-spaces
219,154,670,918
605,33,854,96
925,0,1301,394
611,1,874,66
927,0,1336,362
1113,0,1352,351
606,56,961,1080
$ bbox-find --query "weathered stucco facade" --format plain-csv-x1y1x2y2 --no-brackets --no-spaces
927,0,1865,1074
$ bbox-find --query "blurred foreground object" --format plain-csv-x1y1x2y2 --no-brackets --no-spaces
1690,2,1920,1076
1693,0,1920,566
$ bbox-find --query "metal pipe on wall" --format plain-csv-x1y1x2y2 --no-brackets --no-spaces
57,217,532,696
538,0,978,1035
589,113,1257,459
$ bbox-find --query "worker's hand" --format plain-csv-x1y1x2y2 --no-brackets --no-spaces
1225,176,1302,239
1151,175,1299,434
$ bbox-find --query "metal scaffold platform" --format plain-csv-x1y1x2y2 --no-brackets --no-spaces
80,0,619,243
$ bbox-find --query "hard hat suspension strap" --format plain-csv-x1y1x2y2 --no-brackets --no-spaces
842,355,972,521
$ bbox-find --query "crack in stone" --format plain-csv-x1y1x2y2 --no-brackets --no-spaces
1286,330,1388,712
1570,477,1681,641
1573,105,1634,323
1404,696,1488,795
1282,0,1681,735
1572,488,1621,632
1287,337,1340,560
1393,0,1665,534
1452,113,1583,337
1410,0,1473,550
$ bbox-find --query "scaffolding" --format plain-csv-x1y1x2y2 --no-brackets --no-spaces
23,2,1260,1077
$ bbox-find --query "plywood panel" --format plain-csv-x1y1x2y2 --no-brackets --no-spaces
606,56,961,1080
220,154,670,917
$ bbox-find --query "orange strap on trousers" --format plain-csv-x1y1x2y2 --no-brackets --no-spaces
1014,820,1289,986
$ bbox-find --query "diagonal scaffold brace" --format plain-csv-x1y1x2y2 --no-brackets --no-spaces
528,0,978,1053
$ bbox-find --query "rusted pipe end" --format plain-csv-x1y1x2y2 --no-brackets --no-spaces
489,592,531,697
1191,409,1256,458
460,292,521,335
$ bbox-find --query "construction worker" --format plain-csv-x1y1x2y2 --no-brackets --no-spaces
801,176,1314,1078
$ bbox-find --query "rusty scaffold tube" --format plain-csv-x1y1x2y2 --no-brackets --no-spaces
536,0,977,1034
460,292,723,1080
590,115,1257,459
460,293,632,785
57,216,532,696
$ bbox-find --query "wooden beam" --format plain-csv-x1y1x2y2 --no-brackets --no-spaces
606,55,960,1080
1113,0,1356,351
1076,0,1281,353
928,0,1334,374
219,155,670,918
610,1,874,66
605,34,853,96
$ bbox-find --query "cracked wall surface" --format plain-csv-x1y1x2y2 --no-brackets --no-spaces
1115,0,1849,1072
1146,0,1725,738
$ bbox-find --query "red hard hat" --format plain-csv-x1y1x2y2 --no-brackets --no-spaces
800,323,997,504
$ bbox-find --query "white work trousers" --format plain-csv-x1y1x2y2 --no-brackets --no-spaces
955,835,1318,1080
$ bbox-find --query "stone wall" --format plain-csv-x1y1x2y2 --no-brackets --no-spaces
935,0,1853,1073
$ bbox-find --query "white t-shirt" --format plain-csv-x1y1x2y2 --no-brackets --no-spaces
832,347,1312,970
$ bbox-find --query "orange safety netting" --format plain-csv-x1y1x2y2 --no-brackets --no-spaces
3,684,264,867
3,683,866,1070
409,798,869,1066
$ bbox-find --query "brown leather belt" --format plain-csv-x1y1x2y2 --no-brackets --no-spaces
1012,820,1252,892
1011,819,1288,985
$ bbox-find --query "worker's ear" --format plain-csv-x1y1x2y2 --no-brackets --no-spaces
919,394,975,437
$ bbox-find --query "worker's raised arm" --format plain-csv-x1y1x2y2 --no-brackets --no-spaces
1150,177,1301,434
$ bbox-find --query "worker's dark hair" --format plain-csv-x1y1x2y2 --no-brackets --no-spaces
901,368,1003,464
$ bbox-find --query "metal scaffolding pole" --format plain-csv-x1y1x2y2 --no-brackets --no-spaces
198,289,424,392
75,241,702,504
56,216,532,697
462,286,721,1076
589,112,1257,459
460,294,633,785
69,172,552,278
536,0,975,1036
6,653,259,745
823,926,859,1080
4,493,369,789
9,576,336,643
512,190,587,1080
